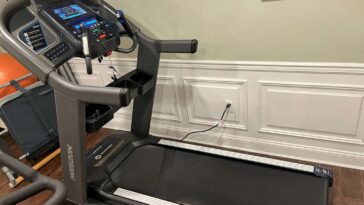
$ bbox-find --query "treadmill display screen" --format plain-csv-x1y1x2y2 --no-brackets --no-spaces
53,4,87,20
73,18,98,29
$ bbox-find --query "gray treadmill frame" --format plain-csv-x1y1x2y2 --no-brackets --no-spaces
52,29,197,204
0,1,198,203
0,0,332,204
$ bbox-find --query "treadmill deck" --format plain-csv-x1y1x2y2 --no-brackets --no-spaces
105,141,330,205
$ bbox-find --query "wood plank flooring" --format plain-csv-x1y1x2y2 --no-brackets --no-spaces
0,129,362,205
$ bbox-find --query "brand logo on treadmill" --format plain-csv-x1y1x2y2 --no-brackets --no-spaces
67,144,76,181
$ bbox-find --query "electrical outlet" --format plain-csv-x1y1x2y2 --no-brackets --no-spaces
225,100,234,112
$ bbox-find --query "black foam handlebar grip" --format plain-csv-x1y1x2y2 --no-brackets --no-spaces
159,39,198,54
0,151,66,205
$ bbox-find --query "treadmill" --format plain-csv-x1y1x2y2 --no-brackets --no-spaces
0,0,333,205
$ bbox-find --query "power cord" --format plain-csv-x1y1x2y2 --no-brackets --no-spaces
180,103,231,142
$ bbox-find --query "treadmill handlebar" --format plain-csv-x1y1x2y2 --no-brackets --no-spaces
136,31,199,54
0,0,54,82
48,72,131,106
0,150,66,205
94,0,199,54
159,39,198,54
0,0,198,107
48,31,197,106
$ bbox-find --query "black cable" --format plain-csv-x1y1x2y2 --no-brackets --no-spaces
115,35,138,54
115,10,139,53
180,104,231,142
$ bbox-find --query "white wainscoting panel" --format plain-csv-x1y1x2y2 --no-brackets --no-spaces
183,77,247,130
153,76,182,122
260,81,364,145
69,58,364,170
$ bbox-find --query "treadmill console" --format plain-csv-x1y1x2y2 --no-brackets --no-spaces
41,1,120,59
19,22,47,52
7,0,124,71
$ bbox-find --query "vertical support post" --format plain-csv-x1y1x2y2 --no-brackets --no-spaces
131,34,161,138
54,90,87,204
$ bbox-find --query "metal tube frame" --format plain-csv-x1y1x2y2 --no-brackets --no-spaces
0,0,198,203
54,31,196,204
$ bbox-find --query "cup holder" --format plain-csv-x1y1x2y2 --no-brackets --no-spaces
118,80,139,89
107,70,155,106
86,104,114,133
130,72,153,86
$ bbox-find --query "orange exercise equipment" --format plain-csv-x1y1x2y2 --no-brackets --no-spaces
0,53,37,98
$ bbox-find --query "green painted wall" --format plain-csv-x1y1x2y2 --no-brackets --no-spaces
110,0,364,62
2,0,364,62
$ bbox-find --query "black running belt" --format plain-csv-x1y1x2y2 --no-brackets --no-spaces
109,145,329,205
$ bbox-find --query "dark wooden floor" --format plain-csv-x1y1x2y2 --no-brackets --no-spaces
0,129,363,205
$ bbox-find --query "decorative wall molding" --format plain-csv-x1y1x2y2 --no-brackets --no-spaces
69,57,364,170
69,57,364,74
183,77,248,130
259,81,364,145
153,76,182,122
106,118,364,170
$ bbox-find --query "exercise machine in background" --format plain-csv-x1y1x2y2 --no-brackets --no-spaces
0,54,77,188
0,0,333,204
0,75,56,188
0,56,66,205
0,54,60,188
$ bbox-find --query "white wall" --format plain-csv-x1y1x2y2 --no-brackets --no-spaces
70,58,364,170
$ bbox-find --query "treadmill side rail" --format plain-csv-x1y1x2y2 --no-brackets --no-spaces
114,188,179,205
314,166,334,187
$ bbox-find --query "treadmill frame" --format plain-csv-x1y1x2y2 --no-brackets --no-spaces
0,1,333,204
42,9,335,205
97,138,333,205
54,28,184,203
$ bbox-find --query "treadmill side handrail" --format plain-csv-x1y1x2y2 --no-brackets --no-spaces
0,0,53,82
0,150,66,205
48,71,130,106
0,0,197,107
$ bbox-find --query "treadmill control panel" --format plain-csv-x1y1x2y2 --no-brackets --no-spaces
19,23,47,52
42,2,120,58
44,42,70,63
52,4,95,38
6,0,124,75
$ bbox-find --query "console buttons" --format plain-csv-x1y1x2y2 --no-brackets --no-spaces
44,42,70,62
99,34,107,39
20,23,47,52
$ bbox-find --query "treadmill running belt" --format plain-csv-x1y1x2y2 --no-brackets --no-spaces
110,145,329,205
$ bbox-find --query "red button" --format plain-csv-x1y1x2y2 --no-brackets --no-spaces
104,51,112,57
99,34,107,39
